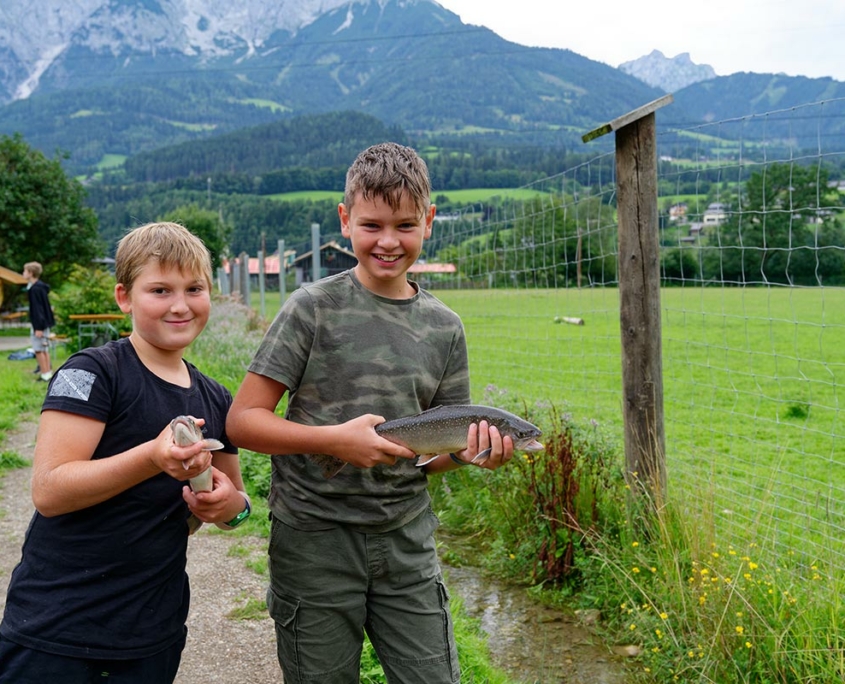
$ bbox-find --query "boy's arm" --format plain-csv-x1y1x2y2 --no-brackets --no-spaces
226,371,416,469
31,410,214,517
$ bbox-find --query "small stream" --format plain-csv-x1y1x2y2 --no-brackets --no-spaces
443,563,629,684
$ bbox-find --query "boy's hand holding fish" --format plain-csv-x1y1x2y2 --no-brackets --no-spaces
446,419,513,470
148,419,213,482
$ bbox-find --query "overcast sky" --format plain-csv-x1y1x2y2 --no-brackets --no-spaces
437,0,845,82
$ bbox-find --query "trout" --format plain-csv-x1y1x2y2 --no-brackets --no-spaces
170,415,224,492
312,404,543,478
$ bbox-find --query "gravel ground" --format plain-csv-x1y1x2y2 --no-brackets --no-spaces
0,420,281,683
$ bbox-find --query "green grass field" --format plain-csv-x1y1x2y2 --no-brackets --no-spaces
250,286,845,565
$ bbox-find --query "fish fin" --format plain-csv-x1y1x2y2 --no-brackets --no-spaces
415,454,439,468
202,438,225,451
470,447,492,464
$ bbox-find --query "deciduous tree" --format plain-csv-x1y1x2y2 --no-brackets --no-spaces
0,133,102,286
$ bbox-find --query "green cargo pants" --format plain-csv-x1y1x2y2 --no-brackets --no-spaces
266,506,460,684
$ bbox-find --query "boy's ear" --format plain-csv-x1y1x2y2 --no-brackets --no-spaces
114,283,132,314
338,203,351,237
424,204,436,239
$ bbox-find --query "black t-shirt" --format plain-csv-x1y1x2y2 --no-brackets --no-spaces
0,338,235,659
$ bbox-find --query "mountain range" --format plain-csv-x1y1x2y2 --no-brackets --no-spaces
1,0,844,175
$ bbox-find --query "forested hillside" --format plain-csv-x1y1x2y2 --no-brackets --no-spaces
87,110,617,255
122,111,407,182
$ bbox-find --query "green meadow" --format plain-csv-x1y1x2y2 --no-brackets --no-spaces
256,284,845,568
252,286,845,546
437,287,845,554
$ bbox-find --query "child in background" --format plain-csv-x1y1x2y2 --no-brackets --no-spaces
226,142,514,683
22,261,55,382
0,222,250,684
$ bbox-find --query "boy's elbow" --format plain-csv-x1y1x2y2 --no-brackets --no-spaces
31,489,61,517
225,411,247,446
31,472,69,517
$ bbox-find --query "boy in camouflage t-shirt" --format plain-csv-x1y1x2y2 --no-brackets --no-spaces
227,142,515,684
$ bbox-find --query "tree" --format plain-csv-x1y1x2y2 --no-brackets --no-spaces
160,204,231,270
702,163,845,285
0,133,102,286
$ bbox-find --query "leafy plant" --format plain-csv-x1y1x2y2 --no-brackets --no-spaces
51,265,130,347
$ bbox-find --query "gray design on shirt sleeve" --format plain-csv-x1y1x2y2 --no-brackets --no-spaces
49,368,97,401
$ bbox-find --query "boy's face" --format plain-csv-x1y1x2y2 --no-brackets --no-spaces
114,261,210,353
338,191,435,299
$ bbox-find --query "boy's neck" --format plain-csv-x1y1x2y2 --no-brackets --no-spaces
352,265,417,299
128,334,191,387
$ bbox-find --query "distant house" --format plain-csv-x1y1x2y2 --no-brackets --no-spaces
291,240,357,285
222,250,296,290
408,263,457,275
703,202,728,226
668,202,688,222
408,261,457,289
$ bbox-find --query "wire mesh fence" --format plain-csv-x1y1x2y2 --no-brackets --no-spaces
235,96,845,576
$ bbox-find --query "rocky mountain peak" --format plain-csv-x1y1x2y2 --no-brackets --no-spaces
618,49,716,93
0,0,394,101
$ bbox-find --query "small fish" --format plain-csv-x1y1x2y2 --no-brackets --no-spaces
170,415,224,493
312,404,543,478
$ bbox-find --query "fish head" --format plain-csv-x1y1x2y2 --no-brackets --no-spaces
170,415,202,446
505,417,544,453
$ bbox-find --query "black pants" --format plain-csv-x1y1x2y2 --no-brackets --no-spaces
0,631,186,684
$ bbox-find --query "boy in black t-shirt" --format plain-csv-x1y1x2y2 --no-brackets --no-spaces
0,222,249,684
22,261,56,382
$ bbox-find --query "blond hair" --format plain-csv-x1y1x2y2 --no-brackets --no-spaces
23,261,43,279
343,142,431,218
115,222,213,293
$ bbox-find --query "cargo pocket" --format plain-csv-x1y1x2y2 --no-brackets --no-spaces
266,585,302,683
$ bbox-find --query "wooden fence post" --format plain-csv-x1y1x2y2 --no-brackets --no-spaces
583,94,673,508
239,251,250,304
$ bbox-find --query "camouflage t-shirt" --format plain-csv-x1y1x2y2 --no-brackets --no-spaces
249,269,470,532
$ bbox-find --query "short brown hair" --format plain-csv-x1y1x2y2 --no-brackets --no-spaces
115,222,213,294
343,142,431,218
23,262,43,279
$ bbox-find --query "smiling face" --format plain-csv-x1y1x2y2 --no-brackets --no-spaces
115,260,211,354
339,190,435,299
